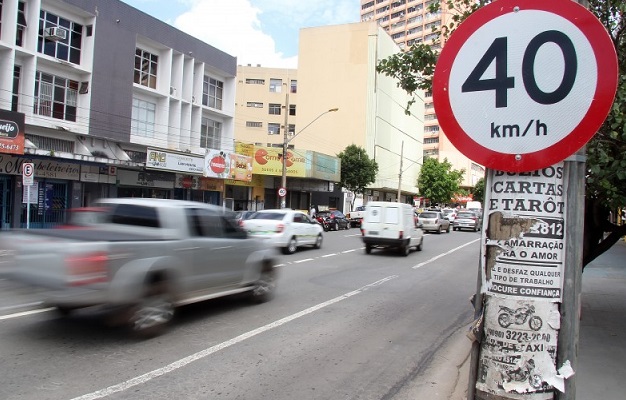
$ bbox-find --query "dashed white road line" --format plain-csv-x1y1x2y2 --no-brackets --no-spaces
70,275,399,400
0,307,54,321
412,238,480,269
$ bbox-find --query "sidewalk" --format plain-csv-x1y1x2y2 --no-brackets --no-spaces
420,239,626,400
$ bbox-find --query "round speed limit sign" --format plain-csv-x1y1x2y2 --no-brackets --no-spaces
433,0,618,172
277,187,287,198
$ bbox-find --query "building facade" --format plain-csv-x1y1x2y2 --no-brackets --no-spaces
0,0,237,228
359,0,486,189
297,22,424,211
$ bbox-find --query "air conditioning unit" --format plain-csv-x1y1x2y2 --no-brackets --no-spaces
45,27,67,41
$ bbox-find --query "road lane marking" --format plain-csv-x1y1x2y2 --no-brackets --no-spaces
0,307,55,320
321,253,337,257
70,275,399,400
293,258,314,263
412,238,480,270
341,249,356,253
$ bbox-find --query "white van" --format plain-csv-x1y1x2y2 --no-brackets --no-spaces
361,201,424,256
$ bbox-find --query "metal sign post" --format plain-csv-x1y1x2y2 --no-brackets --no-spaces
22,162,34,229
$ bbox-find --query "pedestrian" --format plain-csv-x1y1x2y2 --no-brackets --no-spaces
310,205,316,218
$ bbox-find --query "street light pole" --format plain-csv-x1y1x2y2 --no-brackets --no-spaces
280,106,339,208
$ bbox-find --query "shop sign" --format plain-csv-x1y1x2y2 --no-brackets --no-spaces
146,149,204,175
0,110,25,155
204,149,253,182
0,155,80,180
252,145,306,177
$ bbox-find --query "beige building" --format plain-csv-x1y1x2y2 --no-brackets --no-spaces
234,23,422,211
360,0,486,188
297,22,424,207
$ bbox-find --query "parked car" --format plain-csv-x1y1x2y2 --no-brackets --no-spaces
453,211,482,232
361,201,423,256
315,210,350,231
242,209,323,254
417,210,451,234
0,198,278,338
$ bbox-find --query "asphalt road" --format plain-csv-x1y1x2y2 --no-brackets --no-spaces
0,228,482,400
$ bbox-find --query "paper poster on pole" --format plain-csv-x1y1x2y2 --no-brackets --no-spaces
482,164,566,301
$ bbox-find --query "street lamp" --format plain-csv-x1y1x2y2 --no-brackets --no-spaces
280,107,339,208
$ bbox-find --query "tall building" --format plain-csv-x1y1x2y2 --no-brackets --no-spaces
233,22,422,212
359,0,486,189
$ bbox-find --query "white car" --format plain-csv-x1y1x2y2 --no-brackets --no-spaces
242,209,323,254
442,208,457,223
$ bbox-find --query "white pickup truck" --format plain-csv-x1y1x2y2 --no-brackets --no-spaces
345,206,366,227
0,198,279,338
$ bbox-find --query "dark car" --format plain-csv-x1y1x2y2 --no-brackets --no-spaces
315,210,350,231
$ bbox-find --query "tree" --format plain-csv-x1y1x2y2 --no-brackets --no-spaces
472,177,486,204
337,145,378,210
418,157,465,206
377,0,626,266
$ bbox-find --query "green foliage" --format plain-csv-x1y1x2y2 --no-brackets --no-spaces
585,0,626,210
472,177,486,204
338,145,378,208
417,157,465,205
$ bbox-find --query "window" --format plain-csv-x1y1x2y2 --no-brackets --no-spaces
131,98,156,138
269,78,282,93
38,10,83,64
425,125,440,132
201,117,222,149
245,78,265,85
246,102,263,108
425,113,437,120
246,121,262,128
288,124,295,135
33,71,78,121
424,137,439,144
268,123,280,135
268,103,281,115
289,104,296,116
134,48,158,89
290,80,297,93
203,76,223,110
12,66,20,112
16,2,26,47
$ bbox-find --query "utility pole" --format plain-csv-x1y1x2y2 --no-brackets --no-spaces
397,141,403,202
280,90,289,209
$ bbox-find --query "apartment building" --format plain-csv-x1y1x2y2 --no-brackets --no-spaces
298,22,423,210
0,0,237,228
360,0,486,189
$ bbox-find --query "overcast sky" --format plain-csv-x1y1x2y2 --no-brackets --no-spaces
121,0,360,68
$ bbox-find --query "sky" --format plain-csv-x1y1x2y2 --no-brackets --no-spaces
121,0,360,68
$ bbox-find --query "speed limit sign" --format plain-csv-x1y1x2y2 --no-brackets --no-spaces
433,0,618,172
22,162,34,186
277,187,287,198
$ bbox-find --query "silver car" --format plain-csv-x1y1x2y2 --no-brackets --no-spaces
453,211,482,232
417,211,451,234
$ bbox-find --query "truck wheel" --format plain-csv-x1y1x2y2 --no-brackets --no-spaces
416,238,423,251
249,267,277,303
365,244,372,254
400,243,411,256
127,281,174,339
283,237,298,254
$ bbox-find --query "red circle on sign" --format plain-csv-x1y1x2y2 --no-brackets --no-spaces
209,156,226,174
433,0,618,172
